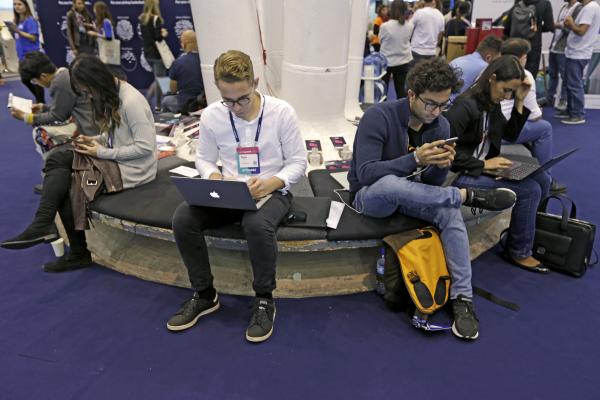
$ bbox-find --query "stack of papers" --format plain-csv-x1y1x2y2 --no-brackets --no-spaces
7,93,33,114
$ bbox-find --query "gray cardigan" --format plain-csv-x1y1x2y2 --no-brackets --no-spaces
34,68,99,136
96,81,157,189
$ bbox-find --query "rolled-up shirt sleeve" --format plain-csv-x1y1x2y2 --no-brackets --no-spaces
273,105,308,191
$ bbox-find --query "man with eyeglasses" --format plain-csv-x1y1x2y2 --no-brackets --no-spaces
348,58,517,340
10,51,99,153
166,50,307,343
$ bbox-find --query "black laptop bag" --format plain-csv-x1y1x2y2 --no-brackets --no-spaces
533,195,597,277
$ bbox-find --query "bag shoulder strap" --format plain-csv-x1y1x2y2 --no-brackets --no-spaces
473,286,520,311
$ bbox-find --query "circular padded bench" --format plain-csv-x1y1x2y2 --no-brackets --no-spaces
75,157,511,298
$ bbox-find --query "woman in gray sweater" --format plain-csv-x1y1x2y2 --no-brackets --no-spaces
1,54,157,272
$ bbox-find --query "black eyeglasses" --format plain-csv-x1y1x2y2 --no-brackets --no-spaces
417,95,451,112
221,94,252,108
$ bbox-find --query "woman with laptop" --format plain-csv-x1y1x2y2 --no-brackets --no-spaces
444,55,551,273
1,54,157,273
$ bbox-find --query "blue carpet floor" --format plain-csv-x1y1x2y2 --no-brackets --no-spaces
1,79,599,400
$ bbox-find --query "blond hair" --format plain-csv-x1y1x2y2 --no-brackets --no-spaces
213,50,254,84
139,0,163,25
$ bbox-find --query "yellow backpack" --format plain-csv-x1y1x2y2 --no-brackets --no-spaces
383,227,451,316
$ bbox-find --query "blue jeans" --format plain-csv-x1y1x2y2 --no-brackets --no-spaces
548,52,567,102
161,94,180,113
503,118,554,176
565,57,589,118
353,175,472,299
454,172,551,259
146,58,167,107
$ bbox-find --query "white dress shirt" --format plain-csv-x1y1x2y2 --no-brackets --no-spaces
501,69,542,121
196,93,307,192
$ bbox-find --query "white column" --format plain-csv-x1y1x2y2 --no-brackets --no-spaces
190,0,267,104
344,0,369,122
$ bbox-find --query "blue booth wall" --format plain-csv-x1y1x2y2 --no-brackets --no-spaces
35,0,194,89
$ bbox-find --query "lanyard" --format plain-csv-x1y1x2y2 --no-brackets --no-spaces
228,95,265,147
476,111,490,159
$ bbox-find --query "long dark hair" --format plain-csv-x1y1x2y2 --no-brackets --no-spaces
69,54,121,134
72,0,93,21
94,1,113,28
13,0,33,24
461,55,525,110
390,0,407,25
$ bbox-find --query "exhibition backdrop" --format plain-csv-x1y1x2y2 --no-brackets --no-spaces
35,0,194,89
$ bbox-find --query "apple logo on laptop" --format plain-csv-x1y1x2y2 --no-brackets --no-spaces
209,191,220,199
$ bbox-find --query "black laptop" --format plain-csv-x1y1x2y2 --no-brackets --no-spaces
484,148,578,181
171,176,271,210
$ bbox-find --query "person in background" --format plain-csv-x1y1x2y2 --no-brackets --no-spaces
500,38,567,193
140,0,168,111
87,1,114,40
410,0,445,63
379,0,414,99
6,0,43,103
449,35,503,99
558,0,600,125
445,1,471,37
504,0,554,77
370,4,389,52
547,0,580,110
1,55,157,273
66,0,96,56
445,55,551,274
161,30,205,114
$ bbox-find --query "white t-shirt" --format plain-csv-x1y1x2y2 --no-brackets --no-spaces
550,2,581,53
565,0,600,60
500,69,542,121
410,7,445,56
379,19,414,66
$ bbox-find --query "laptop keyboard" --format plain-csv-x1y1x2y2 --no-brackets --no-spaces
508,163,536,180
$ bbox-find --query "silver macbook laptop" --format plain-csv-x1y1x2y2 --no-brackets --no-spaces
171,176,271,210
484,148,578,181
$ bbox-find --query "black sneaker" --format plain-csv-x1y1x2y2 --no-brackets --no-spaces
550,179,567,194
43,250,93,273
1,224,58,250
166,292,220,332
463,188,517,212
452,295,479,340
246,298,276,343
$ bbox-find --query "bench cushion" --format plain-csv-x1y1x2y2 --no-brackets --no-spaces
90,157,327,241
308,170,425,241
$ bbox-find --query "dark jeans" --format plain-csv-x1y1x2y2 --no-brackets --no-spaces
172,192,292,295
146,58,167,108
22,78,45,104
565,57,589,118
35,148,87,253
454,171,550,259
383,63,410,99
548,52,567,102
411,52,435,68
525,46,542,78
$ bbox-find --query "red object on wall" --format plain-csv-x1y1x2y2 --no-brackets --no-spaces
465,27,504,55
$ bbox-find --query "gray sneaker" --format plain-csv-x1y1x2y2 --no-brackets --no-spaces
561,116,586,125
166,292,220,332
246,298,276,343
554,110,570,119
452,295,479,340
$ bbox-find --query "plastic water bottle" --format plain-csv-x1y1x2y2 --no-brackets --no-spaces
375,247,386,295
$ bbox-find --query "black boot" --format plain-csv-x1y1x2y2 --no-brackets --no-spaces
43,250,93,273
1,223,58,250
